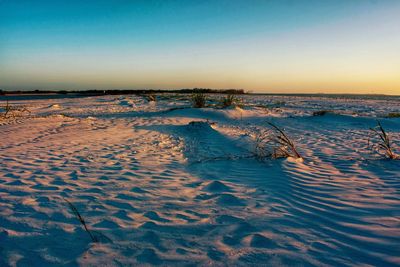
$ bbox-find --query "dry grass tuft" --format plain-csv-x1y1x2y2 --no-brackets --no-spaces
251,123,302,160
221,94,242,108
385,112,400,118
268,123,302,159
191,93,207,108
145,94,156,102
252,129,272,160
1,100,31,119
368,121,398,159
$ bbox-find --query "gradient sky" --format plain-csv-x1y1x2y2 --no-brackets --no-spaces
1,0,399,94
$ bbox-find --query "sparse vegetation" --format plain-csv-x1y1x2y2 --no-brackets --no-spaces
1,100,30,119
385,112,400,118
250,123,302,160
368,121,398,159
191,92,207,108
1,100,11,118
220,94,242,108
253,129,272,160
268,123,302,159
145,94,156,102
313,110,331,116
185,122,302,164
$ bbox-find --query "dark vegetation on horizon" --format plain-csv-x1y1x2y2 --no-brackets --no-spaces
0,88,246,96
2,89,399,102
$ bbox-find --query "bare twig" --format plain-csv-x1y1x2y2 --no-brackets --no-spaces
64,198,98,242
1,100,31,119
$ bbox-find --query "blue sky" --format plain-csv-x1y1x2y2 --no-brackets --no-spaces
1,0,399,94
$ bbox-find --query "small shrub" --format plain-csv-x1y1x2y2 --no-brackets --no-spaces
221,94,242,108
191,93,206,108
368,121,398,159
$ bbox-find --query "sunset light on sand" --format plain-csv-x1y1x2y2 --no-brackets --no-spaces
1,1,399,266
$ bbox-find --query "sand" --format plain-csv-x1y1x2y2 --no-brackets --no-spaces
0,94,399,266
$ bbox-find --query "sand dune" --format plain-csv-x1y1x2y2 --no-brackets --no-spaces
0,94,399,266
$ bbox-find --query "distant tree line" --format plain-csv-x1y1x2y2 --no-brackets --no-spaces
0,88,246,96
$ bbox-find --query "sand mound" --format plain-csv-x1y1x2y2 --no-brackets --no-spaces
203,181,232,192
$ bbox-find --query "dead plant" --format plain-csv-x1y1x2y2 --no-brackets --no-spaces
368,121,398,159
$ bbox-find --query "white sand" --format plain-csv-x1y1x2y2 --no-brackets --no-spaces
0,94,399,266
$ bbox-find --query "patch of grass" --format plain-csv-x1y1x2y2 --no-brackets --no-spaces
385,112,400,118
191,93,206,108
268,122,302,159
312,110,331,116
190,123,302,164
158,93,189,101
368,121,398,159
253,129,272,160
250,123,302,160
145,94,156,102
220,94,242,108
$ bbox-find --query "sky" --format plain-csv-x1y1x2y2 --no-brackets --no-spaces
0,0,399,94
